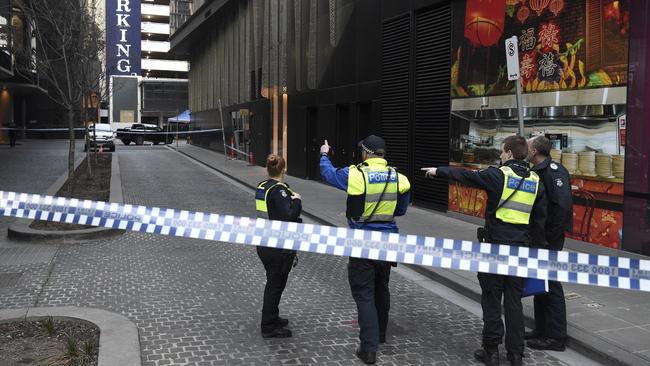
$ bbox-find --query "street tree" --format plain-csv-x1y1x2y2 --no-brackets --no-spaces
13,0,105,190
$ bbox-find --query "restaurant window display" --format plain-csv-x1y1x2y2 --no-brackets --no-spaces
448,0,630,249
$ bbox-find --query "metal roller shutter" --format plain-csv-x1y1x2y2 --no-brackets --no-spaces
413,3,452,210
381,15,411,176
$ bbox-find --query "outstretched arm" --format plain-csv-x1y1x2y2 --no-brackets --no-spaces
320,155,349,191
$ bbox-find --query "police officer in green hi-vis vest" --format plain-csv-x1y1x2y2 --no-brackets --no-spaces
255,154,301,339
320,135,411,365
423,135,547,366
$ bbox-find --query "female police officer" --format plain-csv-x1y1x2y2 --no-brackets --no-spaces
255,154,302,338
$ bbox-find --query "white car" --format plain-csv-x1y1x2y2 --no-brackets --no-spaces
85,123,116,152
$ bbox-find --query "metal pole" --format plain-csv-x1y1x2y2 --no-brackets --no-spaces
218,99,227,162
515,80,525,137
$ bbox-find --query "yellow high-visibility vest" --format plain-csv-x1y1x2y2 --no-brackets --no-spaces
346,158,411,222
255,180,293,219
496,166,540,225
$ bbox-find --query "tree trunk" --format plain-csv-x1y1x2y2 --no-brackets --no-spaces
86,127,92,177
84,106,92,176
67,108,75,198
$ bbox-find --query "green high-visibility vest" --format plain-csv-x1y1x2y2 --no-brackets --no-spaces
496,166,540,225
346,158,411,223
255,180,293,219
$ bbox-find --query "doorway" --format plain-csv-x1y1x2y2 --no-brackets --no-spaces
250,106,270,167
334,104,356,167
306,107,319,180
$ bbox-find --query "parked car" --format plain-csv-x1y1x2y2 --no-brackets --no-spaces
116,123,173,145
85,123,115,152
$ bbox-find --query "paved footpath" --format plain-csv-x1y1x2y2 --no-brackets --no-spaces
0,140,83,243
0,142,570,365
169,142,650,366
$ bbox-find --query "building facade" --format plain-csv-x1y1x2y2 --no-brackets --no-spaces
0,0,71,141
171,0,452,211
105,0,189,128
171,0,650,254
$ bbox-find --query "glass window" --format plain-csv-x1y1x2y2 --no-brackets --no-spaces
11,13,23,52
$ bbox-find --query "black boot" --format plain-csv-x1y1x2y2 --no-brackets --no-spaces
524,330,542,340
474,348,499,366
527,337,565,351
507,353,523,366
355,348,377,364
261,327,292,338
275,317,289,327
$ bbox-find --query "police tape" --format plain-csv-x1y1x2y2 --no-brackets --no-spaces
0,128,223,135
0,127,87,131
115,129,223,135
1,190,649,293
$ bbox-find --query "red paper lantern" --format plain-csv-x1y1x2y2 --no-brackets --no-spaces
517,6,531,23
549,0,564,16
529,0,550,15
464,0,507,47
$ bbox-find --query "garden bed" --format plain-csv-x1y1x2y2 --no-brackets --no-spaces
0,317,99,365
29,154,112,231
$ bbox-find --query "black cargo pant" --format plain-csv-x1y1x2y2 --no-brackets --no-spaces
478,272,525,355
533,280,567,340
257,246,295,332
348,257,392,353
533,240,567,340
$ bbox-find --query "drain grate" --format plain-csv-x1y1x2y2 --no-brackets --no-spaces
0,272,22,288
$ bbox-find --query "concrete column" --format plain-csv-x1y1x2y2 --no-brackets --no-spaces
0,88,13,143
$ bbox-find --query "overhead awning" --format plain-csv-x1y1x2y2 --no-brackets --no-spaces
450,87,627,122
451,87,627,111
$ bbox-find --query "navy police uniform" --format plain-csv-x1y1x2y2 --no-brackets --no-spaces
436,160,547,360
255,179,301,336
320,134,411,364
530,157,573,343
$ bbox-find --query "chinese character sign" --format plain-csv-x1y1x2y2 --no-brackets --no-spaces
450,0,630,97
106,0,142,77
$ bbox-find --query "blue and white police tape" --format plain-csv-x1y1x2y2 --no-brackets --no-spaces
0,127,223,134
1,190,649,292
0,127,87,131
112,129,223,135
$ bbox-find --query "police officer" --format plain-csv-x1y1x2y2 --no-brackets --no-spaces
7,121,16,148
320,135,411,365
525,136,572,351
255,154,301,338
424,135,547,366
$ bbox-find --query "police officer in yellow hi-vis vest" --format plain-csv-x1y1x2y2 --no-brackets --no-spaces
255,154,302,339
320,135,411,365
423,135,547,366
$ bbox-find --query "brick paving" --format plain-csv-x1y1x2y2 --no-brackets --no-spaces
0,144,568,365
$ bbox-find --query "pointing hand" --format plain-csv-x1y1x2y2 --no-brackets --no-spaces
421,167,438,178
320,140,331,155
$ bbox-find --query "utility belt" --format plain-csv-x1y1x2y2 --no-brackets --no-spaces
476,227,529,247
